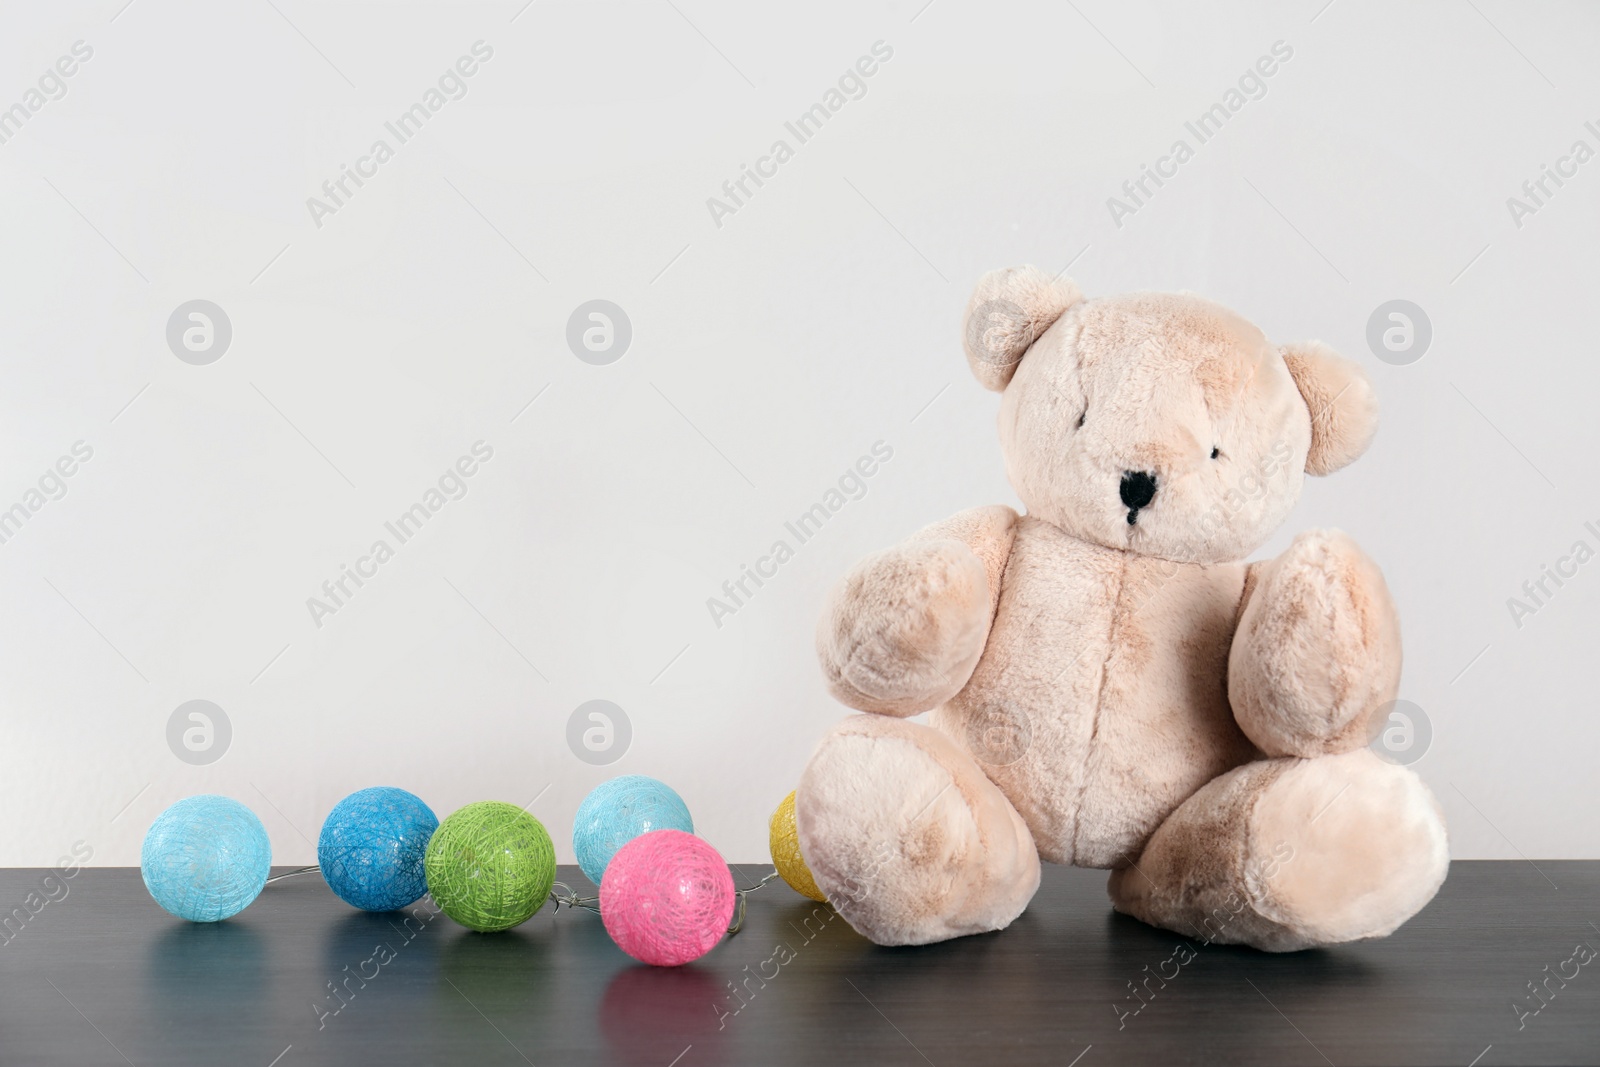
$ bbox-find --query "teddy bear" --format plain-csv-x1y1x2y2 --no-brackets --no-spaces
794,267,1449,951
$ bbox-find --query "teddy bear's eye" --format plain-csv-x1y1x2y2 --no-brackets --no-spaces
1210,447,1220,459
1077,412,1087,429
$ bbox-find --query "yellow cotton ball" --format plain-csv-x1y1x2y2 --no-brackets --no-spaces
769,790,827,902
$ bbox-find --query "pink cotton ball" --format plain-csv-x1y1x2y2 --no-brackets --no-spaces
600,829,736,967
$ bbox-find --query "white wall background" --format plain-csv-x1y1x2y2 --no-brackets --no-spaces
1,0,1596,868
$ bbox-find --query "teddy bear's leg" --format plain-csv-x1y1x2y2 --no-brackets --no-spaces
1229,529,1403,757
796,714,1040,946
1107,749,1447,951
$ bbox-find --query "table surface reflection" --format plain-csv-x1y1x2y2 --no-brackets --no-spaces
0,862,1595,1066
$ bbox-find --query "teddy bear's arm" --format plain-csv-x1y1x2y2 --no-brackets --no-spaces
1227,529,1402,757
816,505,1018,717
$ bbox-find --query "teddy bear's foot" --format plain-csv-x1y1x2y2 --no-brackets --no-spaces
1108,749,1447,951
796,715,1040,946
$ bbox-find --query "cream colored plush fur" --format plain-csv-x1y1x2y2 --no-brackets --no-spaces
796,269,1448,950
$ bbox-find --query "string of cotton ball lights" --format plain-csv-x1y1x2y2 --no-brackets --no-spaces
318,785,437,911
572,775,695,884
769,789,828,902
138,777,825,967
141,795,272,922
426,800,557,932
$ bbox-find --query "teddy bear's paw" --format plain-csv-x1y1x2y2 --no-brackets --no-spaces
1109,750,1447,952
1229,529,1402,757
796,715,1040,946
816,539,993,717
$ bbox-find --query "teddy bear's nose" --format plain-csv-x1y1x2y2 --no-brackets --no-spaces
1120,470,1157,513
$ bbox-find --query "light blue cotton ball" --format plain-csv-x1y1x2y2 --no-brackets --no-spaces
141,795,272,922
318,786,438,912
572,776,693,885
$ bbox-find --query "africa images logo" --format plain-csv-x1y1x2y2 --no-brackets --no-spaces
704,41,894,229
0,40,93,148
1106,40,1293,228
305,41,494,228
305,442,494,628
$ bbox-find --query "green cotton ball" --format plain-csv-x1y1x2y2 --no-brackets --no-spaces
424,801,556,932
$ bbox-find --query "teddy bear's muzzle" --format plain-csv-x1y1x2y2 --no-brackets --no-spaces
1119,470,1158,524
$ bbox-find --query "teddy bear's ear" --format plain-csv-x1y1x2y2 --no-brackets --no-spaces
1281,340,1379,475
962,266,1083,391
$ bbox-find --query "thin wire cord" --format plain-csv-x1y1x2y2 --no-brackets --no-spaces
264,865,321,885
727,869,782,934
548,868,782,935
548,880,602,914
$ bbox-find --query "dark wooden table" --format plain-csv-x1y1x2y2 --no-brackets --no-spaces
1,862,1594,1066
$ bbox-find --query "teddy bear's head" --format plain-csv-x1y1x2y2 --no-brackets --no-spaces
962,267,1378,564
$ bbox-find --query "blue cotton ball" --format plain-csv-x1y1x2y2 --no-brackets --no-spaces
573,775,693,885
141,795,272,922
318,786,439,912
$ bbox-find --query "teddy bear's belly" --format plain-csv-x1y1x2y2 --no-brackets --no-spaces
931,518,1259,868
